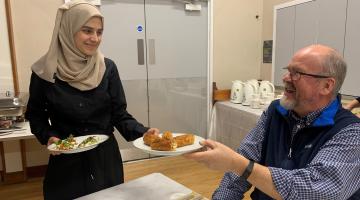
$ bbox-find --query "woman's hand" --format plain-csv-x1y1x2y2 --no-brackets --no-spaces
143,128,160,136
47,136,61,155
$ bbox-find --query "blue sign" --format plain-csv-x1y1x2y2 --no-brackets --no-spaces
137,25,143,32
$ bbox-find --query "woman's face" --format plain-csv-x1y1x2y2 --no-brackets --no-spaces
74,17,103,56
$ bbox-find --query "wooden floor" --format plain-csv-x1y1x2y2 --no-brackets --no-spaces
0,156,252,199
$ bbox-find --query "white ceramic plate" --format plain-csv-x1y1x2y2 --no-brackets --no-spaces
0,129,12,133
0,131,13,136
0,128,26,135
47,134,109,154
133,133,204,156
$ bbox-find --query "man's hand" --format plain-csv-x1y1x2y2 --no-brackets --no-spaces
47,136,61,155
184,139,247,174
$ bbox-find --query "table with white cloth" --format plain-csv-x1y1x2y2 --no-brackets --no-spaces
77,173,207,200
208,101,263,150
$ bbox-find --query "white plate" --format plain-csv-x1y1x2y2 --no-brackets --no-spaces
0,129,12,133
0,128,26,135
133,133,204,156
0,131,13,136
47,134,109,154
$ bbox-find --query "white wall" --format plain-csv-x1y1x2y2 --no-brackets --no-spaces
213,0,263,89
11,0,63,93
0,0,14,94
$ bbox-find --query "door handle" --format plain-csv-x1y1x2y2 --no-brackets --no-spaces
137,39,145,65
148,39,156,65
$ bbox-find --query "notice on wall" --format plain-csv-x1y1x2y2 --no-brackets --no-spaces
263,40,273,63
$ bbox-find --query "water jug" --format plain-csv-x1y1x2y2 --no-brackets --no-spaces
259,80,275,99
243,81,257,105
230,80,245,103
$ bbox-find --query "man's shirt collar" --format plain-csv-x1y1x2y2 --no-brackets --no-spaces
276,96,340,127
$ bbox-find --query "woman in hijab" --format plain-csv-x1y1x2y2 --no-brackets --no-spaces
25,1,159,199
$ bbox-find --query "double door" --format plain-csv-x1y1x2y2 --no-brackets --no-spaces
100,0,209,160
274,0,360,96
273,0,347,87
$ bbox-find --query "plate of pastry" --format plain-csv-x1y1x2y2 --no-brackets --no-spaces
47,134,109,154
133,131,204,156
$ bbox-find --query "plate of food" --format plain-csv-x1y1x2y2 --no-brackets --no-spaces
47,134,109,154
133,131,204,156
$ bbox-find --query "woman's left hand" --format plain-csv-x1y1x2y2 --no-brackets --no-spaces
47,136,61,156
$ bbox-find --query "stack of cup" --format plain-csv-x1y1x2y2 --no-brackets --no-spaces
261,93,275,110
250,94,261,109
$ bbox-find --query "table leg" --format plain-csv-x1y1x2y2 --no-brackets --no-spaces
0,141,5,182
0,140,28,183
20,139,27,181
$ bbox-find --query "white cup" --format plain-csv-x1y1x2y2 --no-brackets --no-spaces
266,92,275,99
250,99,261,109
265,93,275,104
252,93,260,99
261,102,270,110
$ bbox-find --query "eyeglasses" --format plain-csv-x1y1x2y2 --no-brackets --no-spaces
282,67,332,81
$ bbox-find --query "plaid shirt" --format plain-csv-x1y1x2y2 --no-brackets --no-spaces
213,106,360,200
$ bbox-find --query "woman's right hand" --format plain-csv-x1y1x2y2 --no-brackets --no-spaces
47,136,61,155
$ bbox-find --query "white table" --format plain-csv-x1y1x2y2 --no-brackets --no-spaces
77,173,207,200
208,101,263,150
0,122,34,183
0,122,34,141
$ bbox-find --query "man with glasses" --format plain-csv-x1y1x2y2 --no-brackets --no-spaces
185,45,360,199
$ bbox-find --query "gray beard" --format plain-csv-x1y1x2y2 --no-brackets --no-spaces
280,96,296,110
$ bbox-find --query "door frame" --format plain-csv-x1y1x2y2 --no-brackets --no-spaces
208,0,213,138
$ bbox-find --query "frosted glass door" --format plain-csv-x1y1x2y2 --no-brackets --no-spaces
145,0,209,138
343,0,360,96
317,0,347,54
100,0,210,160
273,6,295,86
293,1,317,52
100,0,149,160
